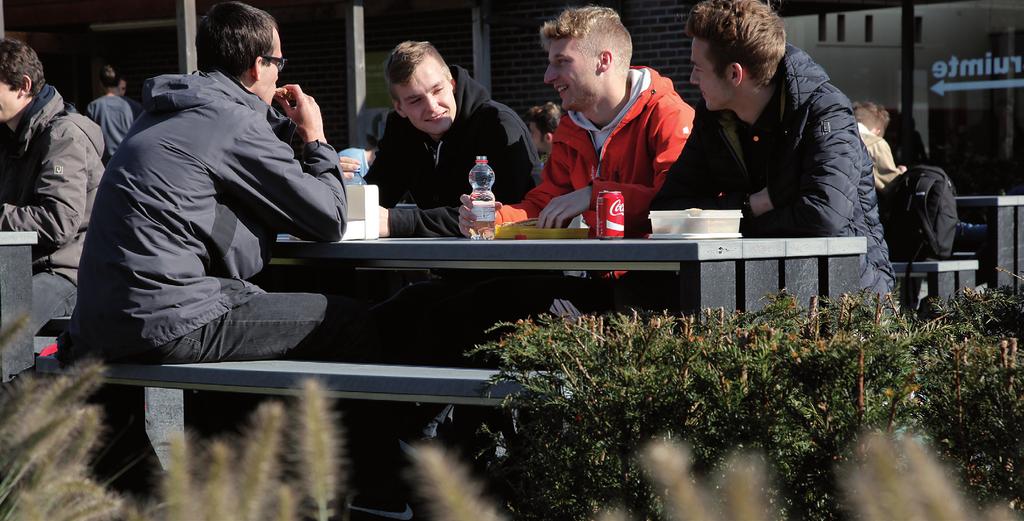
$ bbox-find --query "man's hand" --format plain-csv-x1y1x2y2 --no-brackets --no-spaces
274,84,326,144
537,186,592,228
338,156,361,181
378,206,390,238
458,194,503,238
748,187,774,217
897,165,908,173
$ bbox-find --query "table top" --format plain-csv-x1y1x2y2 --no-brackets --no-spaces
0,232,37,246
271,237,866,270
956,195,1024,207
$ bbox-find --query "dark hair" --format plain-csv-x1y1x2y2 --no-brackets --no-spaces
686,0,786,87
524,102,562,135
0,38,44,96
99,64,121,88
197,1,278,77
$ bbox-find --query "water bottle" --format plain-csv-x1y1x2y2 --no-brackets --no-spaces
344,167,367,186
338,148,368,185
468,156,495,240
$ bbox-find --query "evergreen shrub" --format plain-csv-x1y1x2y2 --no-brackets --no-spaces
476,290,1024,520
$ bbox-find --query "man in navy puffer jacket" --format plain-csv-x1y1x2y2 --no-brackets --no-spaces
654,0,893,295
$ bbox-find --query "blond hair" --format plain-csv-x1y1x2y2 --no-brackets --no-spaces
540,6,632,73
686,0,786,87
853,101,891,133
385,41,451,100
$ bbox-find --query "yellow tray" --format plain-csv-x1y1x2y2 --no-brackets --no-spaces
494,224,590,240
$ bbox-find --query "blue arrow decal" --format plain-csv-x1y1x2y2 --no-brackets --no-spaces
931,78,1024,96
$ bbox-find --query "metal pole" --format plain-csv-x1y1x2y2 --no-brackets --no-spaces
346,0,366,147
900,0,915,165
177,0,197,74
472,0,492,92
0,0,5,40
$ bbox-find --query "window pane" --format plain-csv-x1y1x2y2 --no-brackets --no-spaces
786,1,1024,194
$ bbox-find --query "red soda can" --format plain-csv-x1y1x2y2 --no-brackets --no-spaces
596,190,625,239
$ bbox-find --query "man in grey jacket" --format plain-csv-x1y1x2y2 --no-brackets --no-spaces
0,38,104,334
67,2,375,363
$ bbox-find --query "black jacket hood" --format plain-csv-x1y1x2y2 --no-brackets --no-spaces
446,64,490,137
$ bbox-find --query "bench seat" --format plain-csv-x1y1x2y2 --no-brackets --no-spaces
33,356,516,406
891,259,979,306
34,355,519,469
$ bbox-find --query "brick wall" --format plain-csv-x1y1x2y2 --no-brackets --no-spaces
277,19,348,145
365,9,474,71
490,0,699,116
489,1,565,116
621,1,700,106
95,29,178,103
71,0,700,150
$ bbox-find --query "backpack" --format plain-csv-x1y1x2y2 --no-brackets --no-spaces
883,164,958,262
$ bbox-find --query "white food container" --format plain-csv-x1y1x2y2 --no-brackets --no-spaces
648,209,743,235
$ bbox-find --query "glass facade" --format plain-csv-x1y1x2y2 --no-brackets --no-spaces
787,1,1024,194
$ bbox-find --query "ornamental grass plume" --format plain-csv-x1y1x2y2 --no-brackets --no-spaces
842,433,972,521
640,441,713,521
410,443,507,521
238,401,285,520
147,380,344,521
717,453,776,521
294,379,342,521
593,507,633,521
160,434,195,521
0,359,122,521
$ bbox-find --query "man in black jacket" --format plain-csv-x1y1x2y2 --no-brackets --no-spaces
67,2,375,363
653,0,893,295
360,41,537,237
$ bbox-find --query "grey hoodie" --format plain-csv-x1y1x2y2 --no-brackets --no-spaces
70,70,347,359
0,85,104,284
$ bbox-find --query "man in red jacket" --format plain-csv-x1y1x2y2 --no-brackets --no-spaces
460,5,694,237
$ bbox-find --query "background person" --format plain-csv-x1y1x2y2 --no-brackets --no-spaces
854,101,905,203
86,64,141,163
337,109,387,184
854,100,986,254
653,0,893,295
523,101,561,184
0,38,104,334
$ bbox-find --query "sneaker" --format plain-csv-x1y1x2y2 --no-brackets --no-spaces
347,496,415,520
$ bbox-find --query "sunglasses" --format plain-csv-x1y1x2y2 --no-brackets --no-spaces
261,55,287,72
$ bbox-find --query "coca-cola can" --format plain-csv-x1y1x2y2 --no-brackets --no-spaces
596,190,625,239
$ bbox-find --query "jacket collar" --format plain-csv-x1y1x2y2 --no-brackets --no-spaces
554,66,674,151
4,84,63,157
777,44,829,124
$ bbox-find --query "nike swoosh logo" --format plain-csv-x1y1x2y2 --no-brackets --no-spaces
348,503,413,520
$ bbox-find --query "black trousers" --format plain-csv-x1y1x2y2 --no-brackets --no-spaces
119,292,378,364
